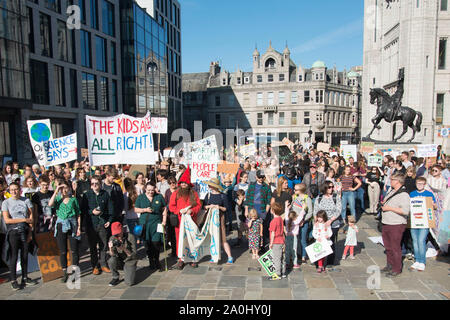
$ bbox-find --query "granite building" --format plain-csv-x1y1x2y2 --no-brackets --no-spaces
362,0,450,151
183,43,362,146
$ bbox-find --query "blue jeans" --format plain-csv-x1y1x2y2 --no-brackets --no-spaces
285,234,299,266
355,187,365,214
299,222,309,258
410,228,429,264
341,191,356,221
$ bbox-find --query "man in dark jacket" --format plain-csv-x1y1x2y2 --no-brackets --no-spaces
302,164,325,200
82,175,114,275
102,168,124,223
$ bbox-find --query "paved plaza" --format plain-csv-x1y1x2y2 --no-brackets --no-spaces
0,215,448,300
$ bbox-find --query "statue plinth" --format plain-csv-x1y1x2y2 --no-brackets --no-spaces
361,137,422,145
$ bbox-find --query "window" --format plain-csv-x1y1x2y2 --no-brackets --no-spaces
102,0,115,36
0,120,11,155
215,114,221,127
57,20,75,63
70,69,78,108
100,77,108,111
30,60,49,104
80,0,86,24
291,91,298,104
243,93,250,105
441,0,448,11
320,73,323,80
315,74,319,80
436,94,444,124
304,111,310,125
228,95,235,107
315,90,324,103
291,112,297,125
257,113,263,126
215,96,220,106
28,7,34,53
95,36,107,72
222,78,227,85
298,74,303,82
257,92,263,106
279,91,285,104
44,0,61,13
80,30,91,68
268,74,273,82
279,112,285,125
265,58,276,69
237,77,241,84
304,90,310,102
110,42,116,75
82,72,96,109
111,80,118,112
268,92,274,105
40,13,52,57
279,74,285,81
373,78,376,85
244,77,250,83
54,65,65,106
438,38,447,70
90,0,98,29
257,75,262,83
268,113,274,125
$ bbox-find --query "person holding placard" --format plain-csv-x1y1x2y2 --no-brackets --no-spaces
409,177,436,271
366,167,382,215
312,210,333,273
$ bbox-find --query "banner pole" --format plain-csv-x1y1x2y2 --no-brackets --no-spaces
162,228,168,271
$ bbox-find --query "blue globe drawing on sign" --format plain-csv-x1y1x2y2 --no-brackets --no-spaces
30,123,51,143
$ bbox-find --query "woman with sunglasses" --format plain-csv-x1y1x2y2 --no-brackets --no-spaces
313,182,342,268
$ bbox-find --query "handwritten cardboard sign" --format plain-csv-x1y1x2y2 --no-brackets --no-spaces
127,164,148,179
342,145,357,164
35,232,72,282
217,162,240,175
317,142,330,153
368,154,383,167
417,144,438,158
150,117,168,134
360,142,375,154
86,112,156,165
27,119,54,166
40,133,77,167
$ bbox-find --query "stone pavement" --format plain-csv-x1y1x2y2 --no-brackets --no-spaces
0,215,449,300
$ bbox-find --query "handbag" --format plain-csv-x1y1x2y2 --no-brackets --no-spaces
169,213,179,228
135,211,151,238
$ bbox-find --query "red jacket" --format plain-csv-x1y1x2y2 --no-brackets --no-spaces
169,189,201,221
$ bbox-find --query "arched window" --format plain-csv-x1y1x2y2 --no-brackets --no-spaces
265,58,276,69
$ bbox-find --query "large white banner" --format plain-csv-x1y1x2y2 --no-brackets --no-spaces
40,133,78,167
27,119,54,166
177,209,221,263
417,144,438,158
86,112,156,165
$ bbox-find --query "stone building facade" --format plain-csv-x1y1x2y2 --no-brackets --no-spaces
362,0,450,151
183,43,362,147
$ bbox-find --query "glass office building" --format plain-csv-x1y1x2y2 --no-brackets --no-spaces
120,1,168,118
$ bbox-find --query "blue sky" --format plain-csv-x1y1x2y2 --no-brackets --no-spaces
181,0,364,74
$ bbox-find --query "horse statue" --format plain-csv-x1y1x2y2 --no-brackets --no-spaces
365,88,423,143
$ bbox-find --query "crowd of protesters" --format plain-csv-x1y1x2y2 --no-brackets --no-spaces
0,141,449,288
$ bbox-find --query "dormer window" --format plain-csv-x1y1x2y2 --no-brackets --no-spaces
298,74,303,82
237,77,241,84
222,78,227,85
244,77,250,83
315,74,319,80
265,58,276,69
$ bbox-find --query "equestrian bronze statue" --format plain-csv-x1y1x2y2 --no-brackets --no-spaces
365,69,423,143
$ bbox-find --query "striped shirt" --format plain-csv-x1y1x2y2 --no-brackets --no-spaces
341,175,354,191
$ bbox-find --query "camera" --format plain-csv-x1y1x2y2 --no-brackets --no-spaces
111,238,122,247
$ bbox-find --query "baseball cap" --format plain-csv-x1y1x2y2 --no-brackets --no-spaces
309,164,317,168
111,222,123,236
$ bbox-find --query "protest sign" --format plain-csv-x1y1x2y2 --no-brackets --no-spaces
40,133,77,167
150,117,168,134
35,232,72,282
217,161,240,175
342,144,357,163
163,148,176,158
178,209,221,263
27,119,53,166
305,241,333,263
426,197,436,228
317,142,330,153
86,112,156,166
368,154,383,167
81,148,89,158
127,164,147,179
360,142,375,154
330,152,338,157
410,197,429,229
417,144,438,158
282,137,295,149
239,143,256,159
258,249,277,277
187,136,220,199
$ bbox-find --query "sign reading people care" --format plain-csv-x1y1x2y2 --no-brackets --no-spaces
86,112,156,165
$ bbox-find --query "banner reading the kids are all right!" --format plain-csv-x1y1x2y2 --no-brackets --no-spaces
86,112,156,166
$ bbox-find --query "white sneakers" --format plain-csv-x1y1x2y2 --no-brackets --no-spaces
410,262,425,271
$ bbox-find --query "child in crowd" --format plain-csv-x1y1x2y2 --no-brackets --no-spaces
284,208,303,270
269,202,286,280
313,210,332,273
247,209,263,259
342,216,358,260
409,176,437,271
234,189,247,247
